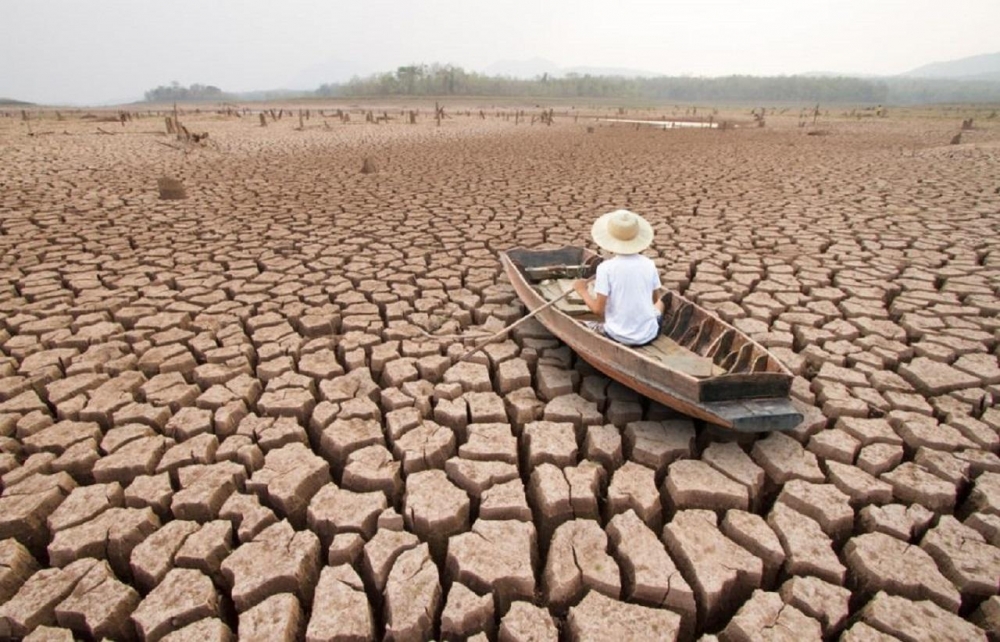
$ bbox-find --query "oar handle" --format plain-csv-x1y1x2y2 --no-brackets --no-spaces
456,286,577,363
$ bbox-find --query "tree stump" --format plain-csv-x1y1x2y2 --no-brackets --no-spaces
157,177,187,200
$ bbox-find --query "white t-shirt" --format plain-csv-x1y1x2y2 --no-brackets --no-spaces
593,254,662,345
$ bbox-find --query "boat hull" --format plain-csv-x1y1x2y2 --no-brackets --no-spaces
502,248,803,432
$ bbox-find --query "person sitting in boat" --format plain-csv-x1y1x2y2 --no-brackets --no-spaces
573,209,665,346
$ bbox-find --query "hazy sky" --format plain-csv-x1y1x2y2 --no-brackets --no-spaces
2,0,998,105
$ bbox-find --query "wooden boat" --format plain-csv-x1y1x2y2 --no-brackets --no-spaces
501,246,803,432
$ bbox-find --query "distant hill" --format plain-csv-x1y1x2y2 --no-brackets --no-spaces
0,97,33,106
901,51,1000,81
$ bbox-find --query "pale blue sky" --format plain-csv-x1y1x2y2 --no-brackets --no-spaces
1,0,997,105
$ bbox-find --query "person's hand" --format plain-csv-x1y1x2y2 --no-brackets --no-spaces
573,278,590,296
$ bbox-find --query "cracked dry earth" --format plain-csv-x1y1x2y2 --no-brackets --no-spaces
1,104,1000,642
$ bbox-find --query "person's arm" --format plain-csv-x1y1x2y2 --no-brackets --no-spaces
574,278,607,316
650,262,664,308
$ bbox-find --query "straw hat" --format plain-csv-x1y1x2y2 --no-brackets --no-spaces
591,209,654,254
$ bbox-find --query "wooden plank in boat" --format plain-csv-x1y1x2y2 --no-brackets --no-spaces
536,280,590,316
524,264,589,280
639,335,716,378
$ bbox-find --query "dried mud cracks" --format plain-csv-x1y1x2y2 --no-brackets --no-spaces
1,107,1000,641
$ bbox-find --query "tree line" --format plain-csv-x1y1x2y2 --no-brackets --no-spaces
146,66,1000,105
144,82,229,102
317,63,1000,104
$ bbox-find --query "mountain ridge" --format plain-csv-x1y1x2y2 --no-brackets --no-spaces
901,51,1000,80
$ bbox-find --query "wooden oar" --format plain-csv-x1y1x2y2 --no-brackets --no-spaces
456,286,578,362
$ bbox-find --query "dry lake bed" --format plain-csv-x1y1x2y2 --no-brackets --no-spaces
1,101,999,640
